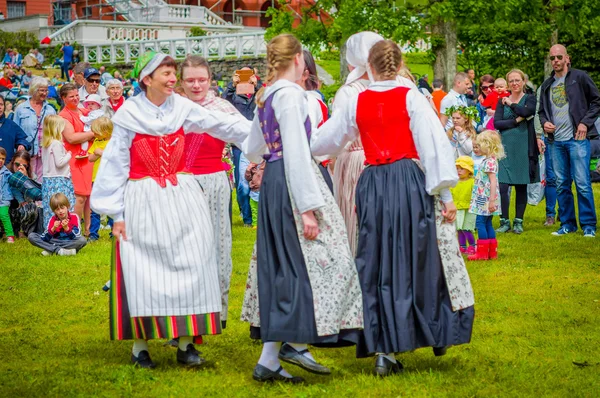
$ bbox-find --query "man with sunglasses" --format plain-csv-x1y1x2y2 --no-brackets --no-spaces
78,67,107,106
538,44,600,238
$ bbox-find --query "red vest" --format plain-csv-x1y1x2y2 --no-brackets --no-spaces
317,98,329,127
356,87,419,165
129,128,187,188
184,133,226,175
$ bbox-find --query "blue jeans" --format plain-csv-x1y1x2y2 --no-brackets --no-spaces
232,146,252,225
89,210,101,240
544,138,558,219
550,139,597,232
476,215,496,240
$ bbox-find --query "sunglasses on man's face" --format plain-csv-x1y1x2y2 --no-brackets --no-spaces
87,78,101,84
549,55,564,61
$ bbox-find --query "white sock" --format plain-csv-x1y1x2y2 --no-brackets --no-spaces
288,343,315,361
178,336,193,351
258,342,291,377
132,339,148,356
378,353,397,364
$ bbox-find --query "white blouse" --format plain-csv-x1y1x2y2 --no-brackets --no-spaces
311,80,457,203
91,93,251,222
242,80,325,214
41,140,72,178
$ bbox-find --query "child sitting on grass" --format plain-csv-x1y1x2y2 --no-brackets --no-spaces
245,160,265,228
0,147,15,243
28,192,87,256
451,156,477,254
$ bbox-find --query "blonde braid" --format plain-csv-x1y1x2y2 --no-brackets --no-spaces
256,34,302,108
368,40,402,81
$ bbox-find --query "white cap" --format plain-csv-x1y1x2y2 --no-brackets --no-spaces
84,94,102,107
345,31,384,84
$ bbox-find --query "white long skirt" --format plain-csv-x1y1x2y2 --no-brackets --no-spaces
195,171,232,322
120,175,222,317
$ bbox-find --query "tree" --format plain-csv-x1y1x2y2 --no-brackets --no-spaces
264,0,600,86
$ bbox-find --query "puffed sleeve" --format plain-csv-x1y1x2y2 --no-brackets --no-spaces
242,113,268,164
274,88,325,213
90,124,134,222
311,94,359,157
407,89,458,196
183,104,251,147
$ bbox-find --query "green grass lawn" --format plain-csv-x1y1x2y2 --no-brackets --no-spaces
1,188,599,397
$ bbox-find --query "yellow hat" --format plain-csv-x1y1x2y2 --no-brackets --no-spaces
455,156,474,175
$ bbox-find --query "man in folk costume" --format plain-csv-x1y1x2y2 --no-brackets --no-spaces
331,32,419,257
312,40,474,376
91,52,251,368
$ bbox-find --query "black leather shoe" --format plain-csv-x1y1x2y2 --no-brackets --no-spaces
433,346,448,357
252,364,304,384
373,355,403,377
177,344,206,367
131,350,156,369
278,343,331,375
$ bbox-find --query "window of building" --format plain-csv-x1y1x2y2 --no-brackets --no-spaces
82,7,93,19
7,1,26,19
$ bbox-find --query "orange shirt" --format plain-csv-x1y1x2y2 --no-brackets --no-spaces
0,77,13,89
432,90,447,114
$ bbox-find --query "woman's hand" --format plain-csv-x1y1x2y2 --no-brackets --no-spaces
485,108,495,117
537,138,545,154
502,97,513,106
442,201,457,223
17,145,25,152
112,221,128,241
515,116,524,123
301,211,319,240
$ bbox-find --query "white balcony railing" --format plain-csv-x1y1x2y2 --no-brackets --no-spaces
83,32,266,64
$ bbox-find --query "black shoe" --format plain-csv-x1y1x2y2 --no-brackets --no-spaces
252,364,304,384
373,355,403,377
177,344,205,367
278,343,331,375
433,346,448,357
131,350,156,369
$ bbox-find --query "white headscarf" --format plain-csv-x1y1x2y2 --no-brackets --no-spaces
345,31,385,84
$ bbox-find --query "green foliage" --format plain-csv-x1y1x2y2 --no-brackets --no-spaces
317,50,340,61
189,26,207,37
0,30,41,59
320,81,341,102
264,1,294,42
1,190,600,396
263,0,600,87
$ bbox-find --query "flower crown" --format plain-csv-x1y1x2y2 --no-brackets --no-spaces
444,105,480,123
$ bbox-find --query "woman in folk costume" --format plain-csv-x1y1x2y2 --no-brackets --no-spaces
241,34,363,384
90,52,250,369
302,49,334,193
312,40,475,376
240,48,337,341
332,32,418,256
180,55,242,329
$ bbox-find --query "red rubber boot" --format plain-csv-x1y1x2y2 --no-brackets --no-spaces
467,240,490,261
488,238,498,259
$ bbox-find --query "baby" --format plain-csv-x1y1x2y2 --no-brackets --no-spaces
80,94,105,132
482,78,510,110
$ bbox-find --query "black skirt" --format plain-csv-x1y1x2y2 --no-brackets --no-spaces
355,159,474,357
256,159,358,346
318,163,334,194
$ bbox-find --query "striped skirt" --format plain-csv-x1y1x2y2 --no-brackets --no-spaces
110,175,222,340
110,240,220,340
